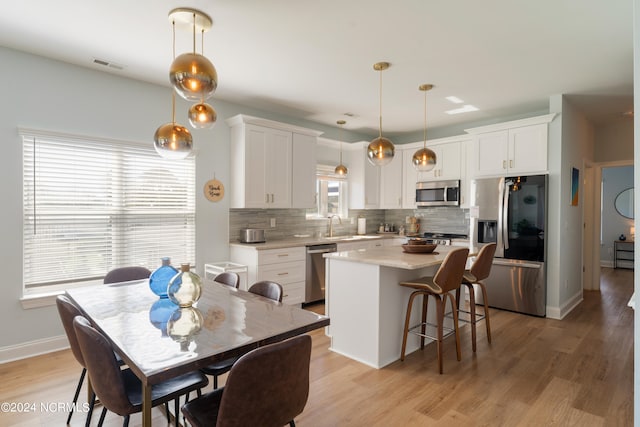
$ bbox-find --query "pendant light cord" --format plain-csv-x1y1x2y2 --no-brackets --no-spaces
423,89,427,149
171,20,176,124
192,12,196,54
378,69,383,139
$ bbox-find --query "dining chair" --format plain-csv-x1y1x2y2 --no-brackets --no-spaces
55,295,96,425
213,272,240,288
200,278,282,389
248,280,284,303
456,242,496,352
182,334,312,427
73,316,209,427
398,247,469,374
103,266,152,284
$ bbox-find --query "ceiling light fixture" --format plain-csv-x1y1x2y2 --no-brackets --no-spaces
445,95,464,104
334,120,348,176
154,20,193,159
412,84,437,172
445,104,479,115
366,62,395,166
188,26,217,129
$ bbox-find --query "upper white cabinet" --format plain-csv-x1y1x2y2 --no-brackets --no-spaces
348,142,380,209
418,141,461,181
402,149,418,209
379,150,403,209
466,114,556,178
226,115,322,209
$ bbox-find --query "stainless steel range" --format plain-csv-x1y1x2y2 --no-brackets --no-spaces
421,232,468,246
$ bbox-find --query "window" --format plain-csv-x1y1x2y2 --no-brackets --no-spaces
309,165,348,219
21,129,195,290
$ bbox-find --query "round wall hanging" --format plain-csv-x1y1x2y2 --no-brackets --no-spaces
204,178,224,202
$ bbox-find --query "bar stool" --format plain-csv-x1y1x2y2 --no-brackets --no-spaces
399,247,469,374
456,243,496,352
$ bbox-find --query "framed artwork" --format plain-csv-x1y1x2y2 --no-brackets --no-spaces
571,167,579,206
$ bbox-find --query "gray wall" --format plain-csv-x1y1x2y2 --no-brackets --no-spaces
601,166,634,265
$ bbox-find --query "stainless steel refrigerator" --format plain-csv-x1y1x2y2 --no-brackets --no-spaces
470,175,547,316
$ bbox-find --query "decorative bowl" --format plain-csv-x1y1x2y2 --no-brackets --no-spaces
401,243,437,253
407,238,428,245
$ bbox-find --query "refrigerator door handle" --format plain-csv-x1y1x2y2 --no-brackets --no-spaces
502,180,510,250
497,177,506,253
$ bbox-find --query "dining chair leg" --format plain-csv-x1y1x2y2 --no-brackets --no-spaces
214,375,219,389
435,295,445,374
85,392,96,427
123,414,130,427
67,368,86,424
290,421,296,427
467,284,478,352
420,293,428,350
400,291,419,361
448,293,461,362
97,407,107,427
478,282,492,343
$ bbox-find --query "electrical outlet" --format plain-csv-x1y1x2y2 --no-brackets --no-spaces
270,218,276,227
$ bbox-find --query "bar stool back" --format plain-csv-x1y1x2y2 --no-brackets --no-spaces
399,247,469,374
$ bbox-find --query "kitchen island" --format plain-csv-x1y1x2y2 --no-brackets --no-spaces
324,244,477,369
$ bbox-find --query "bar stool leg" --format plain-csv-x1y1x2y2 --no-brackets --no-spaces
468,284,478,352
448,293,462,362
401,291,420,361
435,294,445,374
420,293,429,350
478,282,492,343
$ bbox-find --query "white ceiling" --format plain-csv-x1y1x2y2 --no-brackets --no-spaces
0,0,633,136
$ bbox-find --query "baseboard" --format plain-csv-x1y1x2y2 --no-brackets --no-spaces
0,335,68,364
601,260,614,268
546,291,583,320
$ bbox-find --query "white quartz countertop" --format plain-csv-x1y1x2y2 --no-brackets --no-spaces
324,244,479,270
228,234,401,250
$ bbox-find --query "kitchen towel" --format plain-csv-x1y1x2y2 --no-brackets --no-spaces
357,217,366,235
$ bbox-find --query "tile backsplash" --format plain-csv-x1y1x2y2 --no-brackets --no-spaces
229,207,469,242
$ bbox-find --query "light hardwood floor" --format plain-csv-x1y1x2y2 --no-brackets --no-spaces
0,268,633,426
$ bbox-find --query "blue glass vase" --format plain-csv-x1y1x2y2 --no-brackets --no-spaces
148,298,178,336
149,257,179,298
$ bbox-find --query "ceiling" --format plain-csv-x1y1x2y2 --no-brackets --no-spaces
0,1,634,137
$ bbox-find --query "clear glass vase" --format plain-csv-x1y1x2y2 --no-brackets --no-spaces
149,257,179,298
167,264,202,307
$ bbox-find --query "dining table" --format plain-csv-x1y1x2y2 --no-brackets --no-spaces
66,278,330,427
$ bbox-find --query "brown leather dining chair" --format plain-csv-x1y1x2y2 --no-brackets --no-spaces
182,334,312,427
200,279,283,389
73,316,209,427
398,247,469,374
103,266,151,284
213,271,240,288
456,242,497,352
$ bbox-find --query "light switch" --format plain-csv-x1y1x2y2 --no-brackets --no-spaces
270,218,276,227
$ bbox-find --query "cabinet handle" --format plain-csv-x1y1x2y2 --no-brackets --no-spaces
509,160,513,168
277,254,289,257
502,160,507,169
265,193,269,203
277,272,289,276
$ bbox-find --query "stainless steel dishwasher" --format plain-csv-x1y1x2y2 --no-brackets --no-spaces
305,243,337,304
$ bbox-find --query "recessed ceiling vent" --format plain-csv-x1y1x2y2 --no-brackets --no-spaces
92,58,124,70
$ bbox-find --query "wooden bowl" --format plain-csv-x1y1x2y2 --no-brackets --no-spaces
407,238,427,245
402,243,437,253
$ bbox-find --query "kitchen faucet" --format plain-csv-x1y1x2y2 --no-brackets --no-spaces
328,215,342,237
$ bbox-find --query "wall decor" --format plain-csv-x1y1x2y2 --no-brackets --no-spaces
571,167,579,206
204,178,224,202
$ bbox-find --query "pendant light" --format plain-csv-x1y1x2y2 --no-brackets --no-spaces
412,84,437,171
334,120,348,176
366,62,395,166
188,28,217,129
169,8,217,103
154,20,193,159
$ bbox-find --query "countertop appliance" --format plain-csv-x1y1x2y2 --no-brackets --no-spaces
305,243,337,304
470,175,547,316
416,179,460,207
239,228,265,243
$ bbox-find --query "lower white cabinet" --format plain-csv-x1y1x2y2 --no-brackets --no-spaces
337,239,384,252
229,246,306,305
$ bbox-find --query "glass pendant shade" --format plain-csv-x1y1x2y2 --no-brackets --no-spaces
170,52,217,102
335,164,348,175
188,102,217,128
367,136,395,166
412,147,437,172
154,123,193,159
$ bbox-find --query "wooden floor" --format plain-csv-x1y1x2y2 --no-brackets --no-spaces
0,268,634,426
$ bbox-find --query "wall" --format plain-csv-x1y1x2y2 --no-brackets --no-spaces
594,120,634,162
601,166,634,266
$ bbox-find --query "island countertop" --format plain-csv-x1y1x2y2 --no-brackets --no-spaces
324,244,479,270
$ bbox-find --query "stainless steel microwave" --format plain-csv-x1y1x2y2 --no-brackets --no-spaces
416,180,460,207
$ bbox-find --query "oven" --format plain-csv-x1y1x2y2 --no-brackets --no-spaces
416,180,460,207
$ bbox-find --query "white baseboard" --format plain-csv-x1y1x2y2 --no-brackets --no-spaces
0,335,68,364
546,290,583,320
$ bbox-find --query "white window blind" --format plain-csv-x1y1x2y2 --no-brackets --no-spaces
21,129,196,289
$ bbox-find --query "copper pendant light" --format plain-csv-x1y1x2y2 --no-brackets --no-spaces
334,120,348,176
366,62,395,166
188,27,217,129
412,84,437,171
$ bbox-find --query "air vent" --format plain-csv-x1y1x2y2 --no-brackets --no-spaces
92,58,124,70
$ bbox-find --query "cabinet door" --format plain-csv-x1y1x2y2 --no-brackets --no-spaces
508,124,547,175
244,125,269,208
364,154,380,209
265,129,292,208
473,130,508,177
291,133,317,208
416,142,461,181
402,149,418,209
379,152,403,209
459,139,472,208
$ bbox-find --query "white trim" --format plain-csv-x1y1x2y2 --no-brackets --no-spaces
224,114,324,137
464,113,557,134
0,335,69,364
399,134,473,151
18,126,153,148
546,290,583,320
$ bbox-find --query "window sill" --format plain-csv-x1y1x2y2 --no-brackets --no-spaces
20,279,103,309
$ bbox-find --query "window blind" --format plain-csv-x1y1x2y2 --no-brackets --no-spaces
21,129,196,289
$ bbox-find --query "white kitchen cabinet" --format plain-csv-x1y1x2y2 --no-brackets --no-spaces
419,141,461,181
227,115,322,209
348,142,380,209
337,239,384,252
379,150,403,209
402,149,417,208
459,138,473,208
229,245,306,305
466,114,555,178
